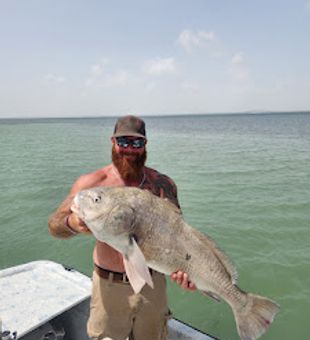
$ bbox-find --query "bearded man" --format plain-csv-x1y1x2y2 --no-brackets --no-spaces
48,115,196,340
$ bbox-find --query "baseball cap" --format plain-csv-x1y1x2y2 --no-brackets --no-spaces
112,115,146,138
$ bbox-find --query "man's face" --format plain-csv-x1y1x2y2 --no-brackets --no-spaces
111,136,147,180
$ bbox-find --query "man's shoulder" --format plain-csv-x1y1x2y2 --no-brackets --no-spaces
145,167,177,187
72,165,111,192
144,167,180,208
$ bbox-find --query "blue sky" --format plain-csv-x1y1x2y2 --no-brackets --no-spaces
1,0,310,118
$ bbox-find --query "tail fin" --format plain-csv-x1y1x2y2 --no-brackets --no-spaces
233,293,279,340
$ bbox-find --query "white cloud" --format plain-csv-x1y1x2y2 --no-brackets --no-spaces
231,52,244,65
45,73,66,83
90,58,109,77
90,64,103,77
85,58,130,88
106,70,130,86
177,29,215,51
142,57,177,76
228,52,249,81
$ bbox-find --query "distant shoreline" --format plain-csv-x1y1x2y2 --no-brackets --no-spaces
0,110,310,121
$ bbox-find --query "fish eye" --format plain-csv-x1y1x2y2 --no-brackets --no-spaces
94,195,101,203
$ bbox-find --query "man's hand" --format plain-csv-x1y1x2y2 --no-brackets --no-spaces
67,212,92,234
170,271,197,291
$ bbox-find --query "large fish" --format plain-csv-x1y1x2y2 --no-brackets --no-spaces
71,186,279,340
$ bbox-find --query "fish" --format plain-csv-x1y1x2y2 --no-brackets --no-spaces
71,186,279,340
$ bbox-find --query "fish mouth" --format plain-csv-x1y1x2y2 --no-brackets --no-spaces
70,195,80,215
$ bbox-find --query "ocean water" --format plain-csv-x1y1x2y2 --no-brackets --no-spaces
0,113,309,339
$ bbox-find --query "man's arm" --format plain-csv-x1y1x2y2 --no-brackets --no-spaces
155,174,181,209
48,195,77,238
48,176,92,239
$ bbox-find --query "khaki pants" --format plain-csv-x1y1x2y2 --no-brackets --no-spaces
87,270,171,340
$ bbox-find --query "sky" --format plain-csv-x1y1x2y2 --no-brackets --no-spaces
0,0,310,118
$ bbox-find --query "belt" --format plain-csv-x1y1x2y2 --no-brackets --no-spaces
94,264,153,284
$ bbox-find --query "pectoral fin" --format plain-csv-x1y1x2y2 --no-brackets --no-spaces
123,238,154,294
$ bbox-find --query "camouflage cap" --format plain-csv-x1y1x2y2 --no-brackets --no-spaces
112,115,146,138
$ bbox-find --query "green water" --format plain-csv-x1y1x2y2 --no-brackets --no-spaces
1,113,309,339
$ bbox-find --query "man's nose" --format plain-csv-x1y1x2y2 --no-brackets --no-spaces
126,145,142,152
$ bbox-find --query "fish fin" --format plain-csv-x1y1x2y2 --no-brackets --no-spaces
194,229,238,284
233,291,279,340
201,290,221,302
123,238,154,294
213,246,238,284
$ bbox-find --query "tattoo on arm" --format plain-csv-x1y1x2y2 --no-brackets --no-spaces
153,175,180,208
48,196,75,239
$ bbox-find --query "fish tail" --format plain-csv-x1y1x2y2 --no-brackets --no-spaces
233,292,279,340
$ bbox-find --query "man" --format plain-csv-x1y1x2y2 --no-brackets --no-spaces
48,115,196,340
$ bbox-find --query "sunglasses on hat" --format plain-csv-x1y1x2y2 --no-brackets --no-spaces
116,137,146,149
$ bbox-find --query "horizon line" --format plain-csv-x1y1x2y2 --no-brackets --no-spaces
1,110,310,120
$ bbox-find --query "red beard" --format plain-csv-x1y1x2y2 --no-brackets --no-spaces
112,144,147,181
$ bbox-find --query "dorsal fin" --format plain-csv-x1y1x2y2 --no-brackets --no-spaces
193,228,238,284
211,242,238,284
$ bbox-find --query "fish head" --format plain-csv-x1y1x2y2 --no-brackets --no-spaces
71,186,135,244
71,187,115,227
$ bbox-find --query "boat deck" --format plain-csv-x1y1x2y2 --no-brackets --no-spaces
0,261,214,339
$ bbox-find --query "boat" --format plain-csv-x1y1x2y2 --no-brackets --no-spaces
0,261,216,339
